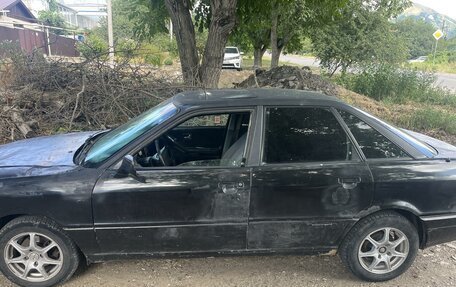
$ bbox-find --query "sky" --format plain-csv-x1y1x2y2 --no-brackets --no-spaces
412,0,456,20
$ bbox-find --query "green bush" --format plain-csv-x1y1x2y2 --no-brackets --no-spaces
337,64,456,107
144,53,163,67
117,39,136,58
76,34,108,60
397,108,456,135
150,33,178,57
163,58,173,65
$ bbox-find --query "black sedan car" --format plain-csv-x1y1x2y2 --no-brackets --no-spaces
0,89,455,286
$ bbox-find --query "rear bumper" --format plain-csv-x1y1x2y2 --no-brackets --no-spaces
420,214,456,247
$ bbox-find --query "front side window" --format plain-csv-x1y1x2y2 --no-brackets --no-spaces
338,110,409,159
263,107,355,164
134,112,251,168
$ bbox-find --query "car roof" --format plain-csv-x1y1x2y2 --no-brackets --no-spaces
172,88,344,108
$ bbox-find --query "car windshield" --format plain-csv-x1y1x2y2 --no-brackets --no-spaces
225,47,238,54
83,102,178,166
353,107,438,158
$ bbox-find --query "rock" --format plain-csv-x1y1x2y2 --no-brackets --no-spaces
445,243,456,249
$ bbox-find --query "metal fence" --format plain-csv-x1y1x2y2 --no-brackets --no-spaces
0,26,79,57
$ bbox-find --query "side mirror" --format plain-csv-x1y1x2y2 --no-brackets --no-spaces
114,155,146,183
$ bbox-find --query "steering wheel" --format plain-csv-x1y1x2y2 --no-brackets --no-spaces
163,134,187,153
154,139,168,166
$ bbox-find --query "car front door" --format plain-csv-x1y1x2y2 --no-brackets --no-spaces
248,106,374,252
92,109,255,255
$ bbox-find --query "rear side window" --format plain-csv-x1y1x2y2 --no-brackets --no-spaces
338,110,409,159
263,107,355,164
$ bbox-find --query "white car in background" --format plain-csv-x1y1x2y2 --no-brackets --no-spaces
408,56,428,63
223,47,243,71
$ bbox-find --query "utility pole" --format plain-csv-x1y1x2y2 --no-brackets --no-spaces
169,19,173,41
45,26,52,57
433,16,446,64
107,0,114,65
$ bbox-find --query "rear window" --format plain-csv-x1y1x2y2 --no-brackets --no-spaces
349,108,437,158
338,110,410,159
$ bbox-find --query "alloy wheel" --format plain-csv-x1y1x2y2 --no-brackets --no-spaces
3,232,63,283
358,227,409,274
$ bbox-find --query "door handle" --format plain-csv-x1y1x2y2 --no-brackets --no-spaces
218,182,244,194
338,177,361,190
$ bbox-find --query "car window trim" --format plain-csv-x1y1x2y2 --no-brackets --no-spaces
259,105,363,166
331,107,366,162
107,106,257,171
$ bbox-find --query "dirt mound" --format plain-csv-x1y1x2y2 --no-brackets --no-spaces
236,66,339,96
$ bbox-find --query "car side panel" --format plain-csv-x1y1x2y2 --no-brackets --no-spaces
368,159,456,246
369,160,456,215
0,167,100,255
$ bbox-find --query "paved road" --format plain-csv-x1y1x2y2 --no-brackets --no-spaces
277,54,456,90
436,72,456,90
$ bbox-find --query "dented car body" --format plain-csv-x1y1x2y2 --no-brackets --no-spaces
0,88,456,265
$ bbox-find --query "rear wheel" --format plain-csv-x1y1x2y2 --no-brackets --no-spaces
0,216,80,287
339,211,419,281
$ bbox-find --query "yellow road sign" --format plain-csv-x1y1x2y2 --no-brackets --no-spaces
433,29,444,40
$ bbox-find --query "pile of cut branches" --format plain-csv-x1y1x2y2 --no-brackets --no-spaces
0,45,196,144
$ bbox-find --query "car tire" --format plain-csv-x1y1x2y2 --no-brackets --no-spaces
0,216,80,287
339,211,419,282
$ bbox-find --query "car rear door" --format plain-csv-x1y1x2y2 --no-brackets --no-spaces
248,106,374,252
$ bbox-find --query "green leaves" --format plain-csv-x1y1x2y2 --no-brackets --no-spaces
311,0,409,75
128,0,169,40
396,17,435,59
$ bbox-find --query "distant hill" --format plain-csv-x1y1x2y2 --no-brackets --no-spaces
398,3,456,38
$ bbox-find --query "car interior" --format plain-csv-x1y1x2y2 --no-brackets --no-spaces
134,112,251,168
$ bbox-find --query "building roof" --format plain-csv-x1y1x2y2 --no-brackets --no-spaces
0,0,36,22
0,0,17,10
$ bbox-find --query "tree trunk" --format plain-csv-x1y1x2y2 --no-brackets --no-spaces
253,47,266,69
199,0,238,88
164,0,200,85
270,3,280,68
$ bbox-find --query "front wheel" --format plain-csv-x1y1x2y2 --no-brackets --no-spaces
0,216,80,287
339,211,419,281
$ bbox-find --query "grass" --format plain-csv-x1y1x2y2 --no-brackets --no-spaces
403,108,456,135
335,64,456,109
338,88,456,144
336,71,456,145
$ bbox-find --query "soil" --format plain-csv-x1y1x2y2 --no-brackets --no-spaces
1,243,456,286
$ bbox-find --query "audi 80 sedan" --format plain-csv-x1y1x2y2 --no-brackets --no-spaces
0,89,455,286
